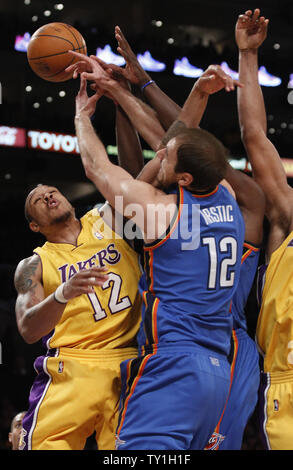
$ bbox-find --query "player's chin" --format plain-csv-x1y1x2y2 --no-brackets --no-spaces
50,210,72,225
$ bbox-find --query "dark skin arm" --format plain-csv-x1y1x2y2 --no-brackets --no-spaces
114,25,181,130
236,8,292,257
115,103,144,178
174,63,265,247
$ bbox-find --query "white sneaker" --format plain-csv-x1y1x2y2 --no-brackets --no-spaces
95,45,125,66
173,57,203,78
220,62,239,80
258,66,281,87
137,51,166,72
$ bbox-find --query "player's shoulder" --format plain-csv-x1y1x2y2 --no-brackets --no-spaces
15,253,41,272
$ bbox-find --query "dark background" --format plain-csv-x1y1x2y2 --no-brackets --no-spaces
0,0,292,450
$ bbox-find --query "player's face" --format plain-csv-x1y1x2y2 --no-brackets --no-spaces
8,412,26,450
27,185,74,230
156,138,178,188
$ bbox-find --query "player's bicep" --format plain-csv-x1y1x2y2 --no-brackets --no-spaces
14,255,45,319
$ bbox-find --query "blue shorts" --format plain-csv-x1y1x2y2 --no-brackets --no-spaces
115,343,231,450
205,328,260,450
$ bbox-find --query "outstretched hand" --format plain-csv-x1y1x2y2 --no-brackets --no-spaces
196,64,243,95
67,51,109,82
114,25,151,86
75,74,101,118
235,8,269,50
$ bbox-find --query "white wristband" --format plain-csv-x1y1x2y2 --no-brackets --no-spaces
54,283,68,304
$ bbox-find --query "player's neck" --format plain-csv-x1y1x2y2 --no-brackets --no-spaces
45,217,82,245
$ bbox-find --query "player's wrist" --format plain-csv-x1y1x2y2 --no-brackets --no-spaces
238,47,259,53
54,283,69,304
75,110,91,121
141,79,155,93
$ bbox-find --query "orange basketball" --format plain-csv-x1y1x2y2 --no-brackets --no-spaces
27,22,87,82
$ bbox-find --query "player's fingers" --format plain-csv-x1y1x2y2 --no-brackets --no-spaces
80,73,87,87
116,46,130,63
252,8,260,22
68,50,90,61
115,25,128,46
90,56,109,70
233,80,244,88
81,72,97,82
74,275,108,290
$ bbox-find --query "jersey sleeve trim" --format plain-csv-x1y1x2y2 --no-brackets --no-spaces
143,186,184,251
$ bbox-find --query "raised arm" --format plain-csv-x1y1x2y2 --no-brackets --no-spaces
88,60,145,178
114,85,144,178
173,61,264,246
74,75,175,239
177,64,241,128
114,25,181,129
14,255,108,344
236,8,292,225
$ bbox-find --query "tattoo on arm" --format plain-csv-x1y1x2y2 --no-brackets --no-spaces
15,257,40,294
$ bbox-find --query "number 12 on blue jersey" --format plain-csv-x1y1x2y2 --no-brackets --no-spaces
202,236,237,289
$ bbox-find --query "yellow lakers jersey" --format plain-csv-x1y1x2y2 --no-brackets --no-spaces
33,209,142,350
256,230,293,372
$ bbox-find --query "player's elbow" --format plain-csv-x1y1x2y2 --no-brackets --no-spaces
83,160,96,180
240,126,265,146
17,318,42,344
20,326,41,344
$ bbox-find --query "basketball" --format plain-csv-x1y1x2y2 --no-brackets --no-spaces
27,22,87,82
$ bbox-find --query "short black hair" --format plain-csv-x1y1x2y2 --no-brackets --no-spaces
24,183,44,223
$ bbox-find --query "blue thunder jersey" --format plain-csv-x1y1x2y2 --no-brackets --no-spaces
138,185,245,357
231,243,260,330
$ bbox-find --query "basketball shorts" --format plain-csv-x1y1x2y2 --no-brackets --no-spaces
205,328,260,450
258,369,293,450
19,346,137,450
115,342,231,450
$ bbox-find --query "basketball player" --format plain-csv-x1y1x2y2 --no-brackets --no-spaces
69,59,249,449
15,145,142,449
236,9,293,450
8,411,26,450
81,41,264,450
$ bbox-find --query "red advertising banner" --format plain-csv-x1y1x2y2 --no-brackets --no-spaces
0,126,26,147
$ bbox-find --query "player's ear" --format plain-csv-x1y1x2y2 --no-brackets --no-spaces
29,221,40,233
177,172,194,188
8,432,12,443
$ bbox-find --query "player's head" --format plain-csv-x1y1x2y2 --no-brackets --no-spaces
8,411,26,450
24,184,75,235
157,127,228,191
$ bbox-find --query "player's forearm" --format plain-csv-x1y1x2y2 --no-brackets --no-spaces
238,49,267,137
75,111,113,184
142,82,181,130
115,104,144,178
136,156,161,186
177,83,209,129
75,111,136,207
109,85,165,150
16,294,66,344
